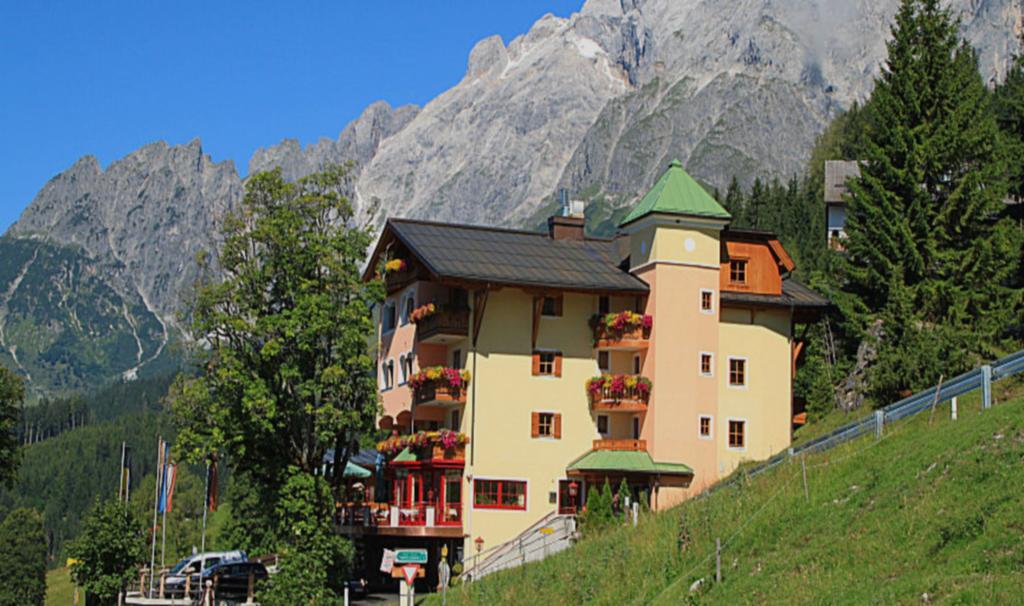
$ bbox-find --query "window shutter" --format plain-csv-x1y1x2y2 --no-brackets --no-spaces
532,352,541,376
554,352,563,377
553,414,562,439
531,412,540,438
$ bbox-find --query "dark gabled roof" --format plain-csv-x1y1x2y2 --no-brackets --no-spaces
720,278,830,309
380,218,649,294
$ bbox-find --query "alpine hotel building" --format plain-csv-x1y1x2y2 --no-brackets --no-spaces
348,161,828,579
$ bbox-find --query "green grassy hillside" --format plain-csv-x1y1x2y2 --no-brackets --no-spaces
436,381,1024,605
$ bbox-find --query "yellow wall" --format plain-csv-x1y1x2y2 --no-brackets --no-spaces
629,219,721,269
716,307,792,475
464,288,601,554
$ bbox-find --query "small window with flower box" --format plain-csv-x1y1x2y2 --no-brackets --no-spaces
474,479,527,510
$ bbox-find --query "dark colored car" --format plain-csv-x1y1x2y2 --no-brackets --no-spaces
343,577,368,599
202,561,269,600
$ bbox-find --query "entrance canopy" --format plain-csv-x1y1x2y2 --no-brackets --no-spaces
566,449,693,478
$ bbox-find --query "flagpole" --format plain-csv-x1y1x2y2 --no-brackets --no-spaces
148,437,163,597
200,458,210,556
160,445,169,569
118,441,126,501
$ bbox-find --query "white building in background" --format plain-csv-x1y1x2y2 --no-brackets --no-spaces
824,160,860,249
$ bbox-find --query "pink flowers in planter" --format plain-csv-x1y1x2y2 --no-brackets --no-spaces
585,374,653,400
407,366,472,391
593,311,653,339
376,429,469,455
409,303,437,323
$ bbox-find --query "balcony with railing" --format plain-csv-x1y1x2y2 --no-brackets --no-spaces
410,367,470,407
586,375,652,412
381,258,416,292
411,304,469,344
592,311,652,350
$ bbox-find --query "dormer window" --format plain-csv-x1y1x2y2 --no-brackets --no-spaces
729,260,747,284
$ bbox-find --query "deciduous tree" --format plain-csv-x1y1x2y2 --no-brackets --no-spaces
0,507,46,606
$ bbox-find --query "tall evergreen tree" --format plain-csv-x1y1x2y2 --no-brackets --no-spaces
842,0,1020,345
0,368,23,488
0,508,46,606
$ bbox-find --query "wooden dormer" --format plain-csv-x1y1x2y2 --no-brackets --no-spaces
719,229,795,296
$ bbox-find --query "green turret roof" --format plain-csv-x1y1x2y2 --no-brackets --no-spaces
619,159,731,227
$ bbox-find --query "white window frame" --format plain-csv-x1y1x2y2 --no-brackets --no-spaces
698,415,713,440
400,292,415,326
596,414,609,437
699,288,715,314
727,356,748,389
699,352,714,377
726,417,748,451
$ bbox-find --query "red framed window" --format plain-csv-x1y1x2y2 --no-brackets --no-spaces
474,479,527,510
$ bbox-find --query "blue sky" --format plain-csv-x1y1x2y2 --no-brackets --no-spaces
0,1,582,232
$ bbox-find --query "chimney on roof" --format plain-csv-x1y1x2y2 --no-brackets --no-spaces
548,189,585,240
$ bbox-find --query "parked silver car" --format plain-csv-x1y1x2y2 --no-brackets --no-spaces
162,550,247,597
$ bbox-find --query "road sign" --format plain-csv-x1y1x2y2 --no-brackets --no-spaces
402,565,420,586
380,548,396,573
395,548,428,564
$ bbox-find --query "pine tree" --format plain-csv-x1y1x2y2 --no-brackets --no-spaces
723,176,744,218
842,0,1020,348
0,508,46,606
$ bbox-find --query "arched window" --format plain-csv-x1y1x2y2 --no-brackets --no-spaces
399,355,408,384
387,361,395,388
402,295,416,325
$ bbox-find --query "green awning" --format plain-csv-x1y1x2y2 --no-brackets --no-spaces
392,447,418,463
344,461,372,479
619,159,731,227
566,449,693,476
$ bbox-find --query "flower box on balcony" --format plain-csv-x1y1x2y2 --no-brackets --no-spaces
376,430,469,459
592,311,652,349
410,366,471,406
586,374,652,411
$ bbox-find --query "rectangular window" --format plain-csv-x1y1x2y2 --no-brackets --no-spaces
729,260,747,284
541,295,563,317
533,351,562,377
597,351,610,372
728,420,746,449
699,416,712,438
700,289,714,313
632,416,641,440
700,353,713,376
450,410,460,431
532,412,561,439
451,349,462,370
383,303,397,332
729,358,747,387
598,296,610,315
596,414,609,436
474,479,527,510
632,354,641,375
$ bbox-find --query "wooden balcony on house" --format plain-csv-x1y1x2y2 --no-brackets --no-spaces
587,375,651,412
592,439,647,451
413,383,467,408
384,267,416,293
592,313,652,351
415,307,469,344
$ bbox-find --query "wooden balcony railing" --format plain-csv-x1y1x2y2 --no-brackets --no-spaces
412,383,467,407
416,307,469,342
337,501,463,528
592,439,647,451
